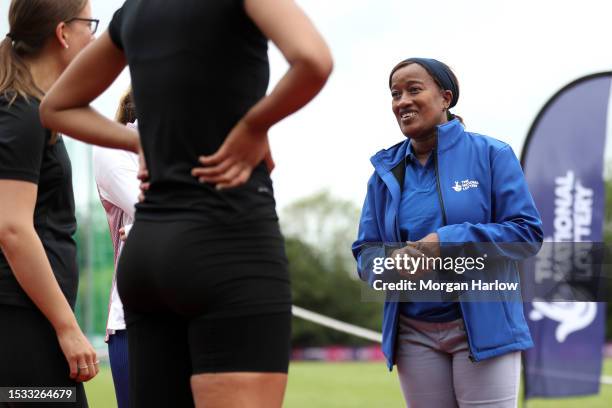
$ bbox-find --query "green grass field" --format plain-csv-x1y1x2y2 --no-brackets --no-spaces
85,360,612,407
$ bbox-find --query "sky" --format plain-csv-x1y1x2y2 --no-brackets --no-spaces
2,0,612,211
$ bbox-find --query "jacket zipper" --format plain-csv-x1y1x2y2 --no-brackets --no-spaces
395,156,407,241
433,145,476,362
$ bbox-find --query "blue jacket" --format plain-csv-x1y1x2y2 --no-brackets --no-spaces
352,119,543,369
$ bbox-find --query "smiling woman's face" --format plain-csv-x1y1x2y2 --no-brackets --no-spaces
390,63,452,140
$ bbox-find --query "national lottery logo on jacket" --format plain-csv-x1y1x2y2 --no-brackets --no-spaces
451,179,479,192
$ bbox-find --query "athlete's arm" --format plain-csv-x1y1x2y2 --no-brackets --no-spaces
40,32,138,153
241,0,333,131
193,0,333,188
0,180,98,381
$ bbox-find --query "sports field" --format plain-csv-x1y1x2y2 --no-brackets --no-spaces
85,360,612,407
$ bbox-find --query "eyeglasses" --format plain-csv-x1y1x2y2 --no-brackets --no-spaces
65,17,100,35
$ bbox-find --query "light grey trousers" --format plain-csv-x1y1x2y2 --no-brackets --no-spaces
396,315,521,408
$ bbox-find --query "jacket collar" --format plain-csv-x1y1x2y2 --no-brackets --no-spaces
436,118,464,153
370,118,464,175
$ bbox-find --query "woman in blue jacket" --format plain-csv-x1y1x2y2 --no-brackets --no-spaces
352,58,543,407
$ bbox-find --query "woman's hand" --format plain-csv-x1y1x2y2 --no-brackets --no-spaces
391,233,440,278
192,120,270,190
191,134,275,185
119,226,127,242
56,325,99,382
409,232,441,258
119,224,133,242
390,245,427,278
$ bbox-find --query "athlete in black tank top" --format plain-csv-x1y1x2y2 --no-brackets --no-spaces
41,0,332,406
108,0,278,223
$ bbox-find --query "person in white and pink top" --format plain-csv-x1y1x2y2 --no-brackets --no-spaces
92,88,138,408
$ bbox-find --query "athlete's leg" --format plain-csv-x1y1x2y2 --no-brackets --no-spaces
189,312,291,408
127,313,194,407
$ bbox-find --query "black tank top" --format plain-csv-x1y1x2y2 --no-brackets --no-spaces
109,0,278,223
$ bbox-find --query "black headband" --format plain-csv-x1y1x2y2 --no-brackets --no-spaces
389,58,460,108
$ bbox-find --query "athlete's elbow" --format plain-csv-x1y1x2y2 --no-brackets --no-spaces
0,221,26,250
294,49,333,86
312,52,333,84
38,96,57,130
311,50,333,81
